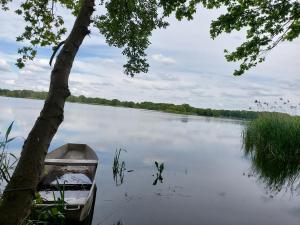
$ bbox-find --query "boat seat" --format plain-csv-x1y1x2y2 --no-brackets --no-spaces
44,159,98,166
39,183,92,191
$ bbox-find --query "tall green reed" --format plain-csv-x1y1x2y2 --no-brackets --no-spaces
243,112,300,161
243,112,300,193
0,122,17,185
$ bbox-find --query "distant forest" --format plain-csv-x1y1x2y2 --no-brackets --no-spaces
0,89,259,120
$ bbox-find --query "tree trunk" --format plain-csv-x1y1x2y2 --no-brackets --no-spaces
0,1,95,224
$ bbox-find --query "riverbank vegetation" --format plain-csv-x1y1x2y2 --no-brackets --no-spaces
243,113,300,192
0,89,259,120
243,113,300,161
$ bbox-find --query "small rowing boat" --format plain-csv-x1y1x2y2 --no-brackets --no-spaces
36,143,98,224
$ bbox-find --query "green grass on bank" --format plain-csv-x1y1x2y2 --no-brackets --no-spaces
0,88,259,120
243,113,300,161
243,113,300,191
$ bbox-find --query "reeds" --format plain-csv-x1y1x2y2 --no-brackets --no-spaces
243,112,300,161
0,122,17,184
112,149,126,186
243,113,300,192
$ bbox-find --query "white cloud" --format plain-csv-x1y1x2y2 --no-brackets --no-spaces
0,58,10,71
152,54,176,65
4,79,15,85
19,58,51,75
0,7,24,43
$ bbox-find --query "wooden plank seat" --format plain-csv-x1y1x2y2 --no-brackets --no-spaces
44,159,98,166
38,183,92,191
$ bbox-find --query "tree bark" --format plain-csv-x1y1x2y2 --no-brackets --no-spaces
0,1,95,224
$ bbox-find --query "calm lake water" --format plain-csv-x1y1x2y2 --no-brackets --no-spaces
0,96,300,225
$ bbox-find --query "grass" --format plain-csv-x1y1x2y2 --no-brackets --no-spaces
243,112,300,161
243,112,300,192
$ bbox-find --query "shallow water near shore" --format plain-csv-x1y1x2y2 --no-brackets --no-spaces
1,96,300,225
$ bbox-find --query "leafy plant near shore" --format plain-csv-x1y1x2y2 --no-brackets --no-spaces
25,181,66,225
243,112,300,193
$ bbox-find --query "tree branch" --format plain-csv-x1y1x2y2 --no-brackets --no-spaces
49,40,66,66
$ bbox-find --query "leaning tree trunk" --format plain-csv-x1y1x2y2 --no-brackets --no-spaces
0,1,95,224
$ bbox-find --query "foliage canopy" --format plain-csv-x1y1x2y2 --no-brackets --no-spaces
1,0,299,76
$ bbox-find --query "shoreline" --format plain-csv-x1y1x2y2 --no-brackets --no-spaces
0,88,259,120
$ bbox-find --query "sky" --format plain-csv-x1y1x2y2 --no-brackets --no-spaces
0,2,299,111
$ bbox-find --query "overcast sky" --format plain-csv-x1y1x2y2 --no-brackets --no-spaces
0,2,299,111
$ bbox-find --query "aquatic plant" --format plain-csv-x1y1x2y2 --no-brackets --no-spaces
0,122,17,184
153,161,164,186
243,113,300,161
243,113,300,193
112,149,126,186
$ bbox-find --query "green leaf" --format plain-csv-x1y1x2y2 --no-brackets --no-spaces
160,163,164,173
51,207,58,216
9,153,17,159
5,121,14,142
6,137,16,143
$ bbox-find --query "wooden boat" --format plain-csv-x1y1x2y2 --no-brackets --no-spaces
36,143,99,224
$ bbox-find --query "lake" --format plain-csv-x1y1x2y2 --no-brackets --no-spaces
0,96,300,225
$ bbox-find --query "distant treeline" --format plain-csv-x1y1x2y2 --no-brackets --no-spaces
0,89,260,120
